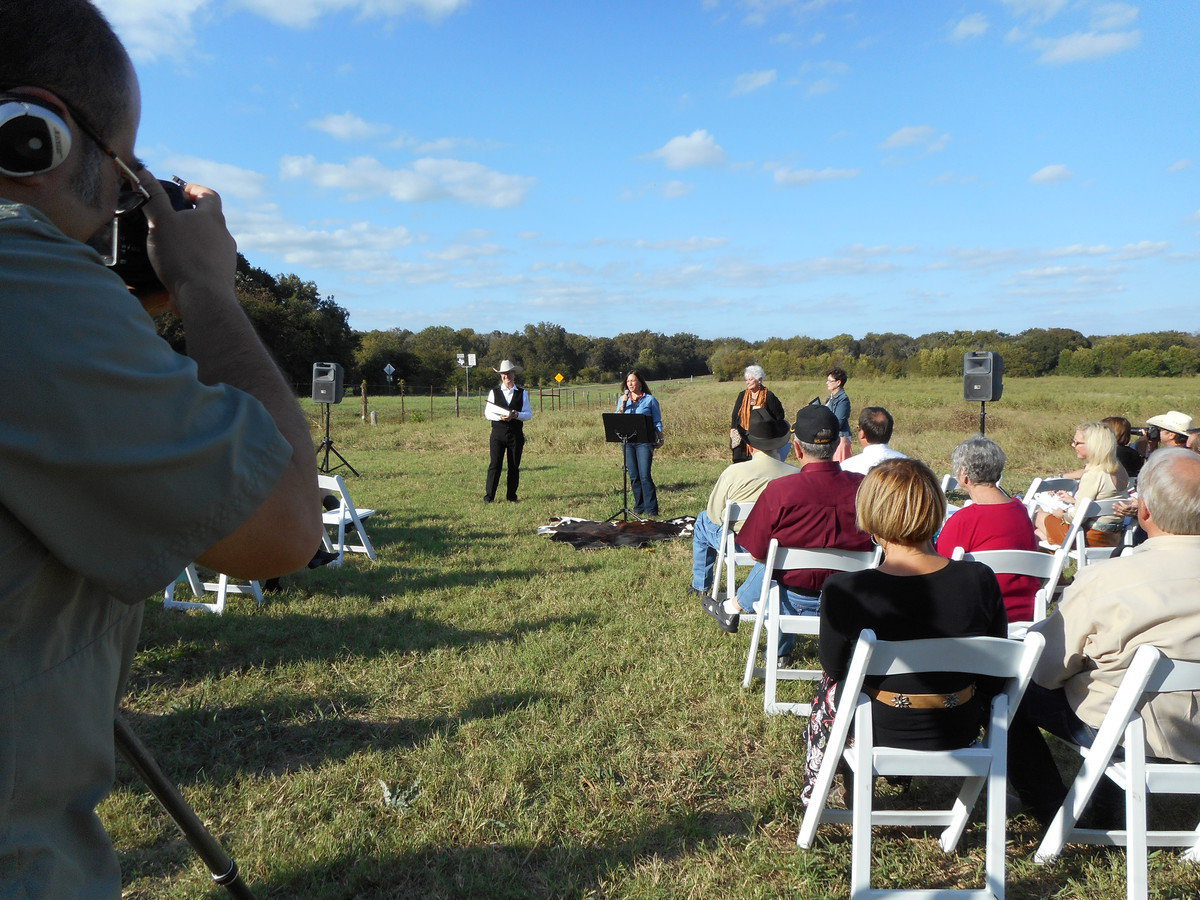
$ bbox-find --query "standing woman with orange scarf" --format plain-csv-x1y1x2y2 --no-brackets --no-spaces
730,365,788,463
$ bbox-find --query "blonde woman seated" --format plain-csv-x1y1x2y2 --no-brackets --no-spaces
1034,421,1129,548
801,458,1008,802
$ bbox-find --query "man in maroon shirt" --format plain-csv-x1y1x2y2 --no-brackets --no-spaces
701,404,871,654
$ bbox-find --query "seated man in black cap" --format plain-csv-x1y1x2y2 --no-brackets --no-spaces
701,405,872,657
688,408,798,600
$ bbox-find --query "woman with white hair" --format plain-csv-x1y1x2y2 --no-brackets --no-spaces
730,365,788,463
1035,421,1129,548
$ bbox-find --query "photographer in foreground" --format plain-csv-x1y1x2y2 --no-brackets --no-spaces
0,2,321,895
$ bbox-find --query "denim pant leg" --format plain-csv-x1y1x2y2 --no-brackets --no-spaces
623,442,643,512
635,443,657,514
774,442,792,463
736,564,818,657
691,511,724,591
1007,683,1098,813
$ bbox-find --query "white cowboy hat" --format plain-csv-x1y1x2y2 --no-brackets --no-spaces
1146,410,1194,436
493,359,523,374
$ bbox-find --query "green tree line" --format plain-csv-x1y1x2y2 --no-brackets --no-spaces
156,257,1199,389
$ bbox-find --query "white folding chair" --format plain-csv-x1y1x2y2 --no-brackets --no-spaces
1070,498,1134,569
742,538,881,716
1024,476,1079,520
951,547,1068,639
318,473,377,564
163,563,263,615
1035,645,1200,900
1035,493,1097,555
799,629,1046,899
711,500,756,602
941,474,970,519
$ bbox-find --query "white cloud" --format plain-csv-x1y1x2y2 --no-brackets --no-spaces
732,69,778,95
235,0,470,29
806,78,837,96
1044,243,1112,257
1167,159,1192,173
427,243,504,262
999,0,1069,25
662,180,694,199
1090,2,1139,31
930,171,980,186
309,112,391,141
1111,240,1170,260
633,237,727,252
1035,30,1140,63
391,133,504,154
95,0,208,62
880,125,950,157
949,13,989,42
880,125,925,148
228,205,422,280
772,166,860,186
280,154,534,207
648,130,727,170
157,154,268,199
97,0,469,61
1029,164,1074,184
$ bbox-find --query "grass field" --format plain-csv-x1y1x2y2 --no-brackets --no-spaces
108,376,1200,898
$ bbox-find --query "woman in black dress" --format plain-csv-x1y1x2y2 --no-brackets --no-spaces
801,457,1008,800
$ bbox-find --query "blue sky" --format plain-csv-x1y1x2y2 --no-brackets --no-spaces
98,0,1198,340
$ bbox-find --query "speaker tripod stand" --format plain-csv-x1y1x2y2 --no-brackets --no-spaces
317,401,358,476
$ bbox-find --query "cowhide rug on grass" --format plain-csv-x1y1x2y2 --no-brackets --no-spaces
538,516,695,550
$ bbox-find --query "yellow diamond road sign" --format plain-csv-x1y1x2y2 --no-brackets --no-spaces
555,373,564,383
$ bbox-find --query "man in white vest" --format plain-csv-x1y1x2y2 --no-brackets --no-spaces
484,360,533,502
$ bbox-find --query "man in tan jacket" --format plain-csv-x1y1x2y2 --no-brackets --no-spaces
1008,447,1200,822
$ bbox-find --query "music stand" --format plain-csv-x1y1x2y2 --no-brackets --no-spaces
602,412,654,522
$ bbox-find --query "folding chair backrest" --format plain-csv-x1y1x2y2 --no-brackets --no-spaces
750,538,881,716
952,546,1067,626
317,472,377,563
714,500,756,601
1025,476,1079,518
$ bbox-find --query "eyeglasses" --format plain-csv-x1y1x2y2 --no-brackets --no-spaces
57,96,150,216
1070,439,1085,446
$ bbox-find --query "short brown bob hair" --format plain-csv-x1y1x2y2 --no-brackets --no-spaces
855,457,945,546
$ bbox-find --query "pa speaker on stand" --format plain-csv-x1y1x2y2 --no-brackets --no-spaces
963,351,1003,435
312,362,358,475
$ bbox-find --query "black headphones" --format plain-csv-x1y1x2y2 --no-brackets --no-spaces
0,92,72,177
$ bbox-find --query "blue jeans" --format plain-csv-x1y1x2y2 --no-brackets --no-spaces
774,442,791,463
738,562,820,657
624,441,657,515
692,510,733,592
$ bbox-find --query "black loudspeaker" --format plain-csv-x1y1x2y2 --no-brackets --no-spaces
0,95,72,176
312,362,344,404
963,351,1003,402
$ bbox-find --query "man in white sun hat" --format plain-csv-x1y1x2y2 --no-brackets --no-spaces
1146,410,1194,451
484,360,533,502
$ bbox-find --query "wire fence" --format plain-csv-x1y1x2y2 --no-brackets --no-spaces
294,381,625,422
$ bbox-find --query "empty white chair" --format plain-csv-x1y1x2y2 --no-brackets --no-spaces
799,628,1046,899
951,547,1068,638
318,472,376,564
1035,645,1200,900
712,500,756,602
742,538,880,716
163,563,263,615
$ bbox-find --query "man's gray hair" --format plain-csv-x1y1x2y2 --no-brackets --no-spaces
1139,447,1200,535
951,436,1005,486
798,439,835,460
744,365,766,383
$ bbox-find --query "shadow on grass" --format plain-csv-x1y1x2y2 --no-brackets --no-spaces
118,691,552,789
205,809,754,899
134,609,599,690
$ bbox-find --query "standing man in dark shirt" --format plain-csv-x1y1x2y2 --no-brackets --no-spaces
484,359,532,502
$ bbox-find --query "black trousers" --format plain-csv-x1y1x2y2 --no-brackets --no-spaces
486,425,525,500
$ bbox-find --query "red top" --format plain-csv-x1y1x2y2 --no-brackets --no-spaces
936,498,1040,622
737,461,872,595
